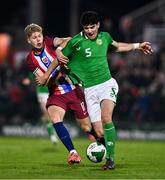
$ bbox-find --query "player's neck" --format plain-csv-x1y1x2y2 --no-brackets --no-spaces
34,47,43,55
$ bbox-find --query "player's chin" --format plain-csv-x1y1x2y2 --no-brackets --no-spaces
88,36,96,40
35,46,43,51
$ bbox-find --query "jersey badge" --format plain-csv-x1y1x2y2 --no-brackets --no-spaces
96,39,102,45
42,56,49,63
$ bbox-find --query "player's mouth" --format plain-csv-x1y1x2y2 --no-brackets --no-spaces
37,43,42,48
88,32,94,36
88,33,96,39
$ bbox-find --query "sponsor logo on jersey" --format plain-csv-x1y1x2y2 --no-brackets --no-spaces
107,141,114,146
96,39,102,45
76,47,81,51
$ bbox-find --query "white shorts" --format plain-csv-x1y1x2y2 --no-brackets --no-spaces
84,78,119,123
37,92,49,104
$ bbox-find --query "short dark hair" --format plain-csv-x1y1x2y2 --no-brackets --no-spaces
80,11,100,26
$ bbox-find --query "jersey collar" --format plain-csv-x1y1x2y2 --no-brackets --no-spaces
80,31,89,39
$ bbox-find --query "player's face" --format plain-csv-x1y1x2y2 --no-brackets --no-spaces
83,22,100,40
28,32,43,50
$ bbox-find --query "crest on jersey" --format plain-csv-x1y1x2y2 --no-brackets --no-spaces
96,39,102,45
42,56,49,64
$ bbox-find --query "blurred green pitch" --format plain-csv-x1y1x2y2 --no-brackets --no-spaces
0,137,165,179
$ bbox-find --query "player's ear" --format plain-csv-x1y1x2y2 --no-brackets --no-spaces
97,22,100,28
27,38,31,44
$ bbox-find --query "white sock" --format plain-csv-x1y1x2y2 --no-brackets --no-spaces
70,149,77,154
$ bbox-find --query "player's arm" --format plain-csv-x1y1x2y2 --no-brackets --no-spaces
53,37,70,63
55,37,73,64
26,55,58,86
111,40,153,55
41,37,72,82
33,37,72,86
33,67,54,86
53,37,71,48
35,58,60,86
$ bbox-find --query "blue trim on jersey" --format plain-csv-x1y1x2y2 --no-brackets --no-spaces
50,66,60,78
59,77,73,93
39,51,51,68
39,51,60,78
36,49,75,95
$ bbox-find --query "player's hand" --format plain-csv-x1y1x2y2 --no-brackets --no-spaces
35,75,48,86
55,49,69,64
139,42,153,55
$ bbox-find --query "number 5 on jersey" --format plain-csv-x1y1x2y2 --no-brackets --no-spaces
85,48,91,57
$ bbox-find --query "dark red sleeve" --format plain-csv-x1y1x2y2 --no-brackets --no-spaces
26,53,38,73
44,36,54,49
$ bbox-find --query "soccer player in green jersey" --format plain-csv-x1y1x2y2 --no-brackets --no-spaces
55,11,153,170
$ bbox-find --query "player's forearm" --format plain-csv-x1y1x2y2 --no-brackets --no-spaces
60,37,71,48
115,42,140,52
54,37,71,48
44,58,59,80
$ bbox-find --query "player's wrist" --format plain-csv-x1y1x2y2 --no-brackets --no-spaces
56,46,63,51
43,73,49,83
132,43,140,50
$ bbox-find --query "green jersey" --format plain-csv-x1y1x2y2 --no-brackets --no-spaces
63,31,113,88
37,86,48,93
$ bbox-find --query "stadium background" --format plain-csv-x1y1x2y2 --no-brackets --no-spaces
0,0,165,140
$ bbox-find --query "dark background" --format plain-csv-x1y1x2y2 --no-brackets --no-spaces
1,0,165,136
0,0,155,37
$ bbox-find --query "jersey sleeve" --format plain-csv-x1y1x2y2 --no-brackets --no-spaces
28,72,34,81
26,54,38,74
44,36,54,46
62,39,73,57
104,32,113,45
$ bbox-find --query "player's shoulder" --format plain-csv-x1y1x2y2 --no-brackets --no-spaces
72,32,83,38
99,31,111,37
70,32,85,46
44,36,52,41
26,51,32,62
44,36,53,45
99,31,113,42
25,51,34,66
25,51,37,71
26,50,38,64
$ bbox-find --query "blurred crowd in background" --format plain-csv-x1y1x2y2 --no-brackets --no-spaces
0,0,165,132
